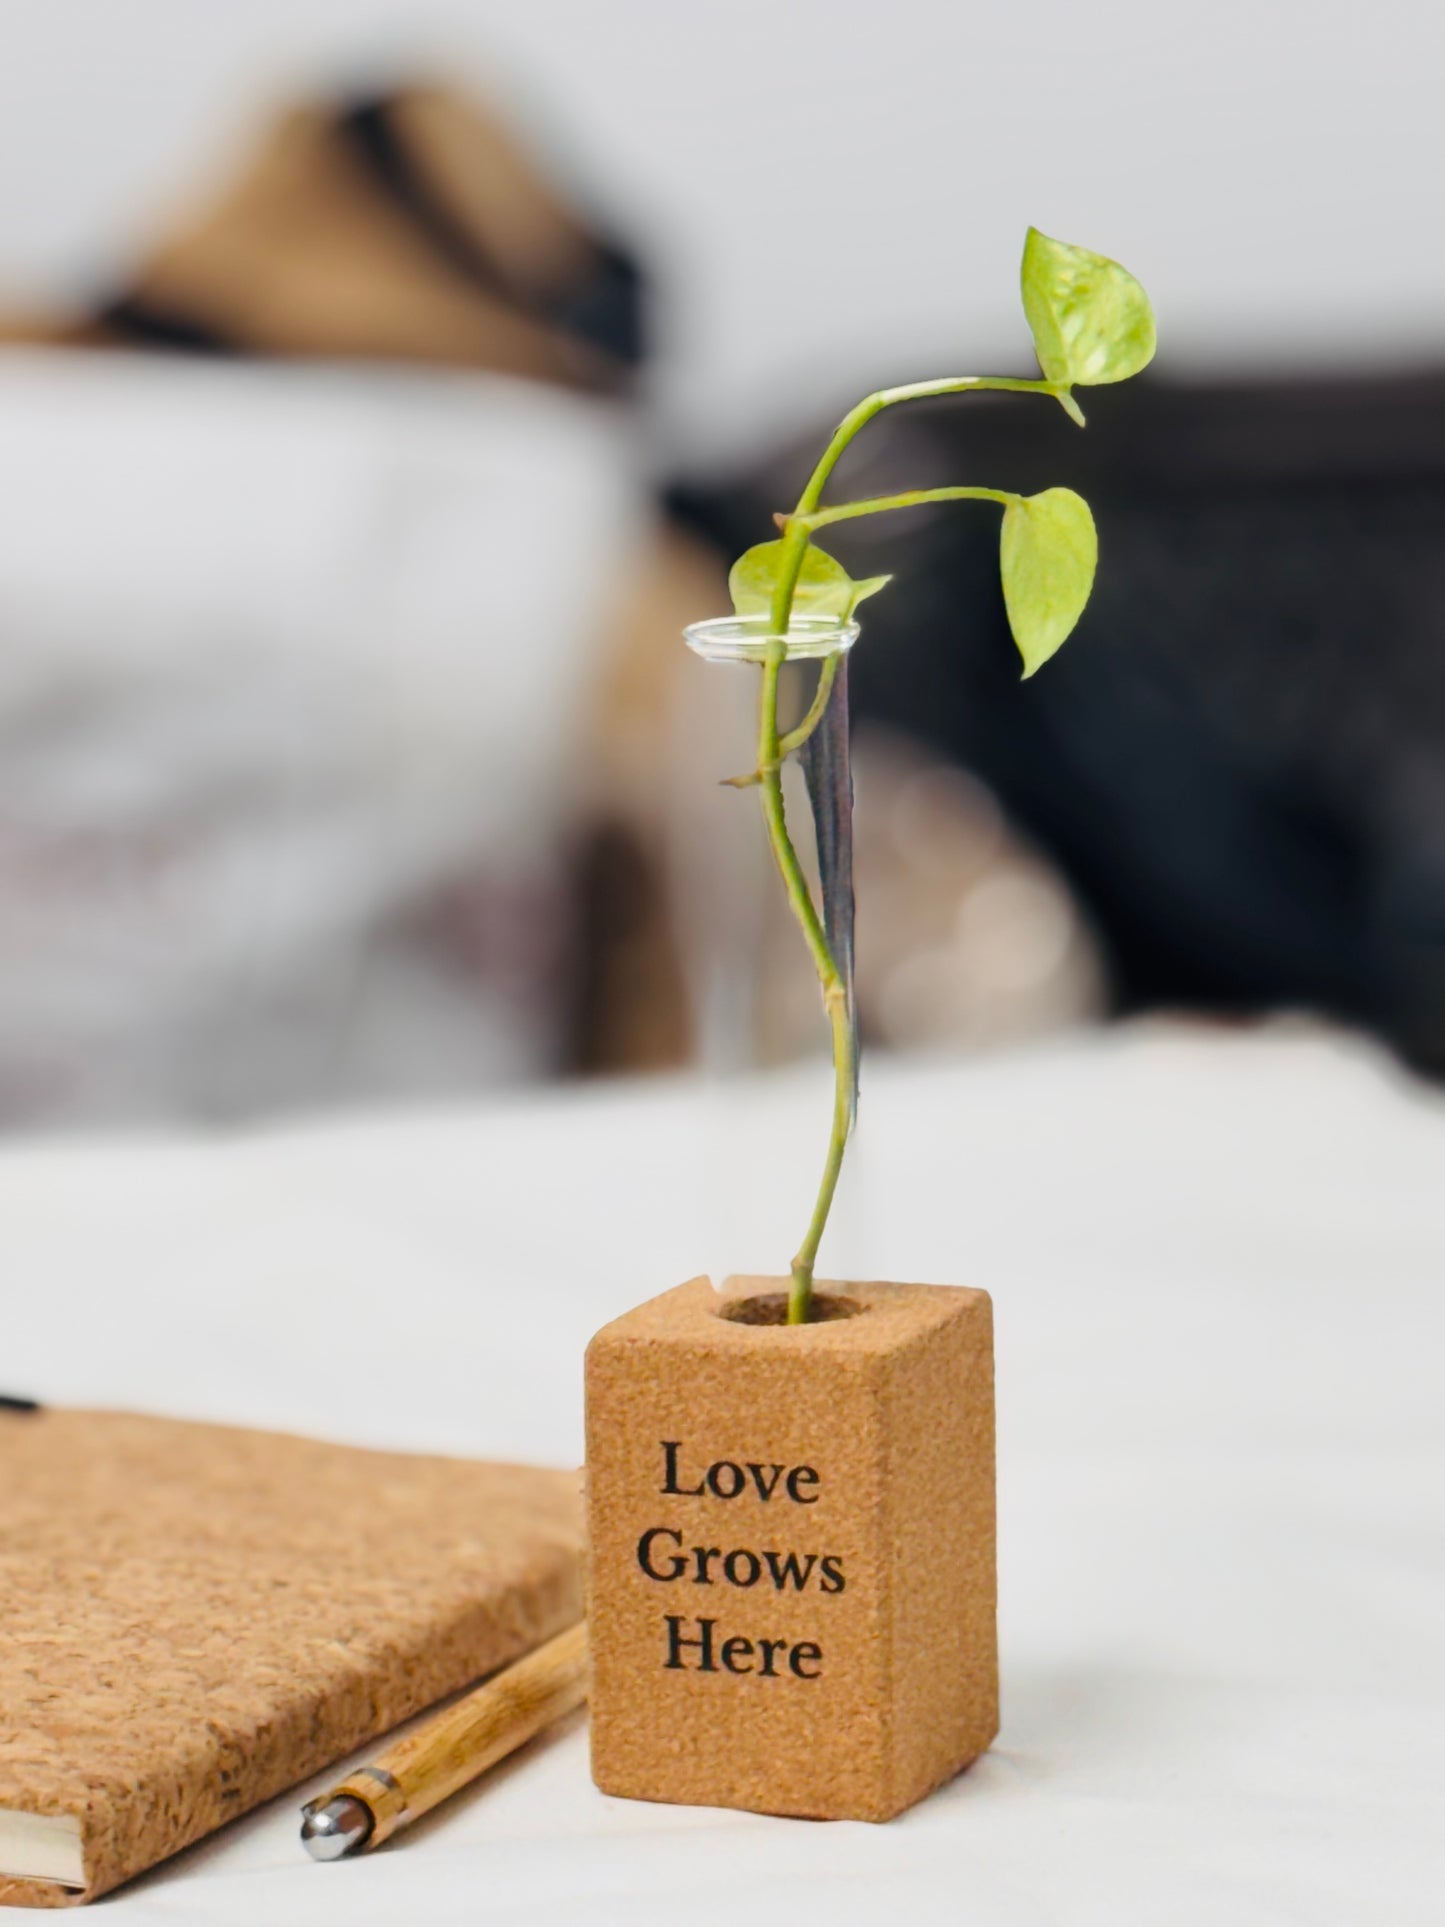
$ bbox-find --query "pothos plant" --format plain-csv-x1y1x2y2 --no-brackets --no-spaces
699,228,1156,1325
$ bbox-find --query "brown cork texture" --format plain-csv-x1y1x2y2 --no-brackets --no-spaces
585,1276,997,1822
0,1409,583,1907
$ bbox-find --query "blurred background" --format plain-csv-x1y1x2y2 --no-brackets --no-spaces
2,0,1443,1128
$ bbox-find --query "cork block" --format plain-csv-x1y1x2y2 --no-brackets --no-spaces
584,1275,997,1822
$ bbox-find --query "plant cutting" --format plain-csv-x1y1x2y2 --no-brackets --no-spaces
587,230,1156,1821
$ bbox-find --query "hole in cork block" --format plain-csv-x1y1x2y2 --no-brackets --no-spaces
719,1293,863,1326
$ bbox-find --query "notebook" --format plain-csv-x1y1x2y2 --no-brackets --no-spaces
0,1405,583,1907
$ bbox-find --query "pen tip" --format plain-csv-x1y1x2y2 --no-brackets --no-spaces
300,1795,374,1861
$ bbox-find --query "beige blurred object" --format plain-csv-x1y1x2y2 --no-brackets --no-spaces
0,84,638,392
569,522,729,1074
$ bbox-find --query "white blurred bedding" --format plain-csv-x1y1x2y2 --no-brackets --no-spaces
0,349,643,1124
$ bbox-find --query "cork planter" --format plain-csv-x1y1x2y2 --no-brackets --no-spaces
584,1274,997,1822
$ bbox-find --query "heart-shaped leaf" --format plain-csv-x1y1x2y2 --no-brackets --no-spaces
729,540,891,622
999,488,1097,676
1021,228,1156,389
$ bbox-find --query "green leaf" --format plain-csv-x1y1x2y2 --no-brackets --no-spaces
729,540,891,623
999,488,1097,676
845,573,893,614
1021,228,1156,389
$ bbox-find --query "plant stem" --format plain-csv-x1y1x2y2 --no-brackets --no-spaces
798,483,1017,531
753,637,851,1326
795,375,1064,516
778,653,840,758
750,376,1057,1324
755,642,837,1002
789,986,855,1325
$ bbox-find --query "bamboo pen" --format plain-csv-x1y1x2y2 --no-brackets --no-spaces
300,1620,588,1860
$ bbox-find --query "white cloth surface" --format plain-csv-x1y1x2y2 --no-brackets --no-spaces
3,1022,1443,1923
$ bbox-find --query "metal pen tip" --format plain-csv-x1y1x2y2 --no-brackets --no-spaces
300,1794,375,1861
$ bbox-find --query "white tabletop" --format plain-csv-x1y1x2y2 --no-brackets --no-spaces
5,1022,1443,1924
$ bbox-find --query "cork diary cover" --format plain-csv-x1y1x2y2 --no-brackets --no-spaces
0,1406,583,1907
